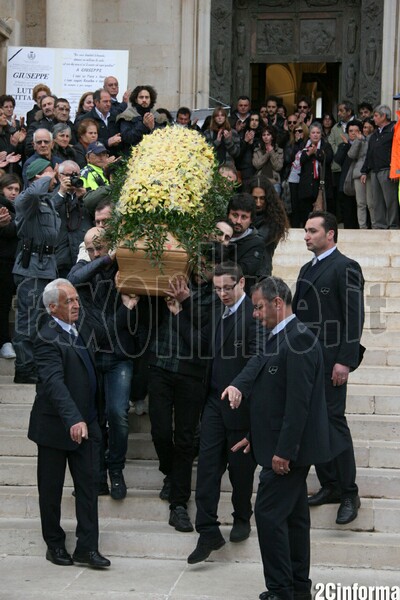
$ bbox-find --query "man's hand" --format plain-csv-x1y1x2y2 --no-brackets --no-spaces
122,89,132,103
331,363,350,387
70,421,88,444
121,292,140,310
235,120,245,133
272,455,290,475
58,173,72,195
108,133,121,147
221,385,242,409
164,296,181,315
360,174,367,184
143,112,155,130
231,437,251,454
244,130,255,144
164,275,190,304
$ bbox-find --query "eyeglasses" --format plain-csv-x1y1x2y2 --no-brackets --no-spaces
214,282,238,293
35,140,51,145
288,120,297,124
298,104,309,109
295,129,304,133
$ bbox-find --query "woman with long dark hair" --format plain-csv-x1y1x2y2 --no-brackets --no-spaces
204,106,240,168
246,174,289,276
236,111,263,185
252,125,284,194
0,173,21,359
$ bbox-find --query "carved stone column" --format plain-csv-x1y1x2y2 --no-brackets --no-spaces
359,0,383,107
180,0,211,108
46,0,92,48
381,1,400,110
209,0,233,107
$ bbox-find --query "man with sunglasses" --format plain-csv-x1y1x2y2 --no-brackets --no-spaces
296,96,314,127
22,129,63,188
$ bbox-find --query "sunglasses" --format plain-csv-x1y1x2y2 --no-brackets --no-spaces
295,129,304,133
288,120,297,124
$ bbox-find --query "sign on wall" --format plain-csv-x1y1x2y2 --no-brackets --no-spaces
6,46,129,119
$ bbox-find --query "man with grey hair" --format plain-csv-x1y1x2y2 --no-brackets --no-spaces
223,276,330,600
361,104,399,229
28,278,110,568
53,160,92,276
22,128,63,188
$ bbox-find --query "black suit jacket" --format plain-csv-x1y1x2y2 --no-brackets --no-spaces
232,317,331,467
176,294,264,430
292,249,364,372
28,318,101,451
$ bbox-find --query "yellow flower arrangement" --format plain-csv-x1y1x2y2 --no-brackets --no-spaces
109,125,233,269
118,127,216,216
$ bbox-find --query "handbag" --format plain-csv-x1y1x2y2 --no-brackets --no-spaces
280,179,292,214
313,155,326,211
343,163,356,196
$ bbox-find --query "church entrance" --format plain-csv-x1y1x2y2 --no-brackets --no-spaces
250,62,340,116
209,0,383,112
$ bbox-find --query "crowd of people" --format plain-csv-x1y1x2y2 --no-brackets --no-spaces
0,76,373,598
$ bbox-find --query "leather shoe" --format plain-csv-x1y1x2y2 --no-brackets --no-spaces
72,550,111,568
308,486,341,506
46,547,73,566
13,373,37,384
169,506,194,532
336,495,361,524
187,537,225,564
230,518,251,542
159,476,171,501
109,470,127,500
259,592,283,600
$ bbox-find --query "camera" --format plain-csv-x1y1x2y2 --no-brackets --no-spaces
70,175,84,188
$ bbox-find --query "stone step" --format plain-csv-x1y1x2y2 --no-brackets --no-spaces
1,558,400,600
0,359,14,376
361,329,400,348
278,228,400,243
349,366,400,386
0,457,398,499
0,485,399,535
3,403,399,441
2,430,399,469
274,252,397,269
0,517,398,570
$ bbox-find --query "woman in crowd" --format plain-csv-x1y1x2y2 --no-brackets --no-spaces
284,121,308,227
252,124,284,194
73,118,99,168
298,121,333,223
74,92,94,126
247,174,289,276
204,106,240,168
53,123,77,162
0,174,21,359
334,120,363,229
321,112,336,139
0,108,26,174
347,118,376,228
236,111,263,185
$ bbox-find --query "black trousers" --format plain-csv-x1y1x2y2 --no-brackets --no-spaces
255,465,311,600
37,420,101,552
0,260,15,347
195,394,256,540
315,378,358,498
148,366,205,509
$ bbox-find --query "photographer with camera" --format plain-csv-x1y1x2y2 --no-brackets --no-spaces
53,160,92,277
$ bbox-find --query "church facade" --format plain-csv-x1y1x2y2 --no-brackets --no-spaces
0,0,398,113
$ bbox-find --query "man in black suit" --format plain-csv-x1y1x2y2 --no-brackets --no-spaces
180,262,263,564
292,211,365,525
28,278,110,568
225,276,331,600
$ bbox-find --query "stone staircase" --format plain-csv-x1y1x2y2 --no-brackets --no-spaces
0,229,399,578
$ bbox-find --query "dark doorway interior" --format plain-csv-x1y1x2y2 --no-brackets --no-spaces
251,62,340,117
